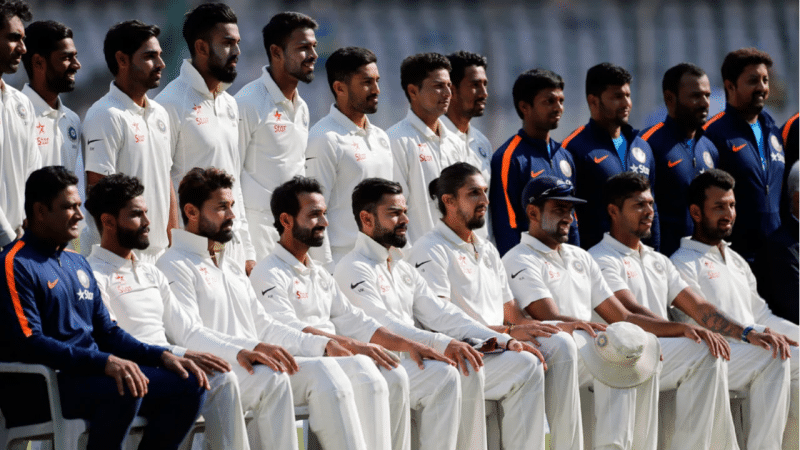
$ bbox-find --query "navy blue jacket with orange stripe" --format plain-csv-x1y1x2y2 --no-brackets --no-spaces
703,104,786,264
0,233,167,373
489,129,578,255
640,115,718,256
562,119,660,251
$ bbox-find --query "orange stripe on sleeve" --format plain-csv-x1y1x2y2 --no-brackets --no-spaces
4,241,31,337
561,126,585,149
641,122,664,141
501,136,523,229
702,111,726,131
783,113,798,146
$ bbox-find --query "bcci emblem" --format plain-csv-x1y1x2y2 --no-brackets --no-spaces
16,103,26,120
483,257,493,269
632,147,647,163
653,261,665,273
76,269,91,288
479,147,487,158
571,260,584,273
68,126,78,142
596,334,608,348
380,137,389,148
559,159,573,178
402,274,412,286
157,119,167,133
227,105,235,121
703,151,714,168
771,135,783,153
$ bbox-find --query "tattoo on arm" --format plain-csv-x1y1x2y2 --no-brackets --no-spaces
699,310,741,339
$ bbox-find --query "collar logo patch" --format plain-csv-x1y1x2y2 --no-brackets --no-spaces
76,269,91,288
632,146,647,163
559,159,573,178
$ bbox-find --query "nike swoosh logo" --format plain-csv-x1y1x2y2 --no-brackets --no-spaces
305,157,316,160
732,144,746,152
350,281,366,290
415,260,431,269
667,159,682,168
261,286,276,296
87,139,102,144
47,279,59,289
593,155,609,164
530,169,544,178
511,269,525,279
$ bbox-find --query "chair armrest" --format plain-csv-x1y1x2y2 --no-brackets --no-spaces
0,362,65,422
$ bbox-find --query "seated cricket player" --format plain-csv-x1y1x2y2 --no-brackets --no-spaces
406,162,582,450
85,173,299,450
671,169,798,449
335,177,546,450
250,176,457,450
156,167,387,450
589,171,792,450
0,167,206,450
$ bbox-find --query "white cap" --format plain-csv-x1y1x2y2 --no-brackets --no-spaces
573,322,661,388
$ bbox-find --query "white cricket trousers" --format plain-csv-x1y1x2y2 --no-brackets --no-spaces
659,337,737,450
727,340,791,450
332,355,394,450
402,358,461,450
458,350,547,450
534,331,583,450
759,317,799,450
198,370,251,450
579,358,660,450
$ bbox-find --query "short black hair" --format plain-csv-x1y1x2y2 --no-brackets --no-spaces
103,20,160,76
400,52,451,102
662,62,705,96
24,166,77,224
325,46,377,97
22,20,72,78
0,0,31,27
586,62,632,99
178,167,234,224
603,172,650,213
447,51,487,87
721,48,772,85
351,178,403,231
686,169,736,211
429,162,482,215
84,174,144,233
270,176,322,234
262,12,317,63
512,69,564,119
182,3,237,58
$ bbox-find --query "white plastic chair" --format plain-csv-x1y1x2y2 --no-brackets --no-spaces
0,362,88,450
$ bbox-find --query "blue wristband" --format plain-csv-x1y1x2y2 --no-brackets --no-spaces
742,326,755,343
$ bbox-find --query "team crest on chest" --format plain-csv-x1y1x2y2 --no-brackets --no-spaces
227,105,235,121
559,159,573,178
632,147,647,163
379,137,389,148
402,274,412,286
478,147,487,158
771,135,783,153
157,118,167,133
76,269,91,288
652,261,665,273
16,103,27,121
68,126,78,141
571,260,584,273
483,256,493,269
703,151,714,168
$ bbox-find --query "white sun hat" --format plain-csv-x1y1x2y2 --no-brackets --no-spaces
573,321,661,388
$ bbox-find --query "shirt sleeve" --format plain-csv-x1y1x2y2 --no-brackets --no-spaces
408,241,451,298
664,257,689,306
333,260,454,353
83,109,124,176
155,94,181,158
326,274,383,344
591,251,631,294
306,132,339,271
502,252,553,309
489,149,523,256
250,264,313,332
587,256,615,309
0,207,16,247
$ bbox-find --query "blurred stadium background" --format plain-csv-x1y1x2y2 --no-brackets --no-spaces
11,0,799,149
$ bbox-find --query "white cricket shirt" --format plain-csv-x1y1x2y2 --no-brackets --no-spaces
334,232,509,354
408,221,510,327
387,110,468,243
83,82,172,253
589,233,687,320
22,84,81,172
440,115,493,240
250,243,382,344
88,245,245,363
306,104,393,269
502,233,613,321
670,238,773,326
156,229,329,357
0,81,40,246
235,66,309,248
155,60,254,261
